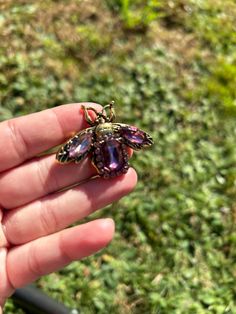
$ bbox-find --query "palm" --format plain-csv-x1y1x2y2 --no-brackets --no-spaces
0,103,137,311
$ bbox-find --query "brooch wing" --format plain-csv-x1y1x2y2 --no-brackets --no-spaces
115,124,153,150
56,127,95,163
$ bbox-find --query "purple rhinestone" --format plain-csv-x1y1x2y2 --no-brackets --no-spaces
121,126,146,144
68,133,92,158
101,139,125,172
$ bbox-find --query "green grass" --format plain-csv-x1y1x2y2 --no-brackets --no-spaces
1,1,236,313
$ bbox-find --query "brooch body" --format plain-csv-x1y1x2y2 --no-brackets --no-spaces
56,102,153,178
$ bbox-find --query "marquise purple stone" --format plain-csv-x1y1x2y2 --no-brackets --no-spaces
68,133,92,158
100,139,125,172
121,126,146,144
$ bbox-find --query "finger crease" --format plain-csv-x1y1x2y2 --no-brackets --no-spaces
37,159,48,192
1,248,15,296
39,201,58,235
7,119,29,163
58,232,72,265
37,159,60,193
28,243,42,277
51,109,67,142
0,224,9,248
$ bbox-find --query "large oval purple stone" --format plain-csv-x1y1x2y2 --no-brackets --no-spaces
68,133,92,158
101,139,124,172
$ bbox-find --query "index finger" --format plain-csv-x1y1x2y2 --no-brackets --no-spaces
0,103,101,172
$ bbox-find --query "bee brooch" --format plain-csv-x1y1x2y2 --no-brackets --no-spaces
56,102,153,178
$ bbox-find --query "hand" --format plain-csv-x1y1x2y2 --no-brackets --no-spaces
0,103,137,311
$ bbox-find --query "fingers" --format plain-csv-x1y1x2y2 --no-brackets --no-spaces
6,219,114,288
0,248,14,306
0,211,8,248
0,154,96,209
0,103,101,172
3,169,137,245
0,147,133,210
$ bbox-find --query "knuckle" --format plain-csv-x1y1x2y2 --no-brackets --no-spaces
58,232,71,264
2,211,24,245
6,119,28,162
39,200,59,235
37,159,60,194
28,243,42,277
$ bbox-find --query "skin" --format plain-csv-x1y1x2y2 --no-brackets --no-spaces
0,103,137,312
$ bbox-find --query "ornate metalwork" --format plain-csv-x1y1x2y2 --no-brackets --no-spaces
56,101,153,178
